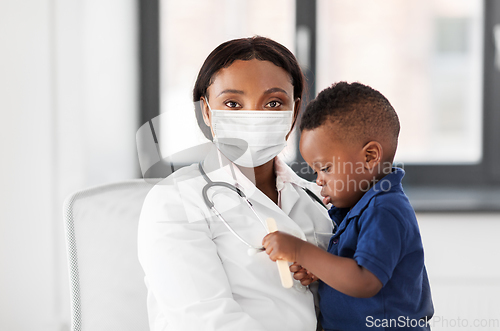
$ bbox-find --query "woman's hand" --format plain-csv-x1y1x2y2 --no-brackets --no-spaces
290,263,318,286
262,231,305,262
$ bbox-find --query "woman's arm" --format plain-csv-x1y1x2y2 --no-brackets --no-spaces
262,232,382,298
139,184,267,331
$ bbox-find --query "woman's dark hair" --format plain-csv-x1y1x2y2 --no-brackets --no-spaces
193,36,305,140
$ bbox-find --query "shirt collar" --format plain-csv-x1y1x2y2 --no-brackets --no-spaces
275,156,303,191
200,144,303,196
329,167,405,231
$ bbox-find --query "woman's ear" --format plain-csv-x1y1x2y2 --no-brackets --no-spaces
293,98,301,117
200,97,211,126
286,98,301,140
363,141,383,170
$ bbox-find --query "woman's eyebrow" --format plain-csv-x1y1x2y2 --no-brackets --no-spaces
217,89,244,97
264,87,288,95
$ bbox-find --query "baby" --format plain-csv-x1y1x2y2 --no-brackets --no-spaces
263,82,434,330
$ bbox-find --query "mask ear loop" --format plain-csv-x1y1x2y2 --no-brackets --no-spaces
203,96,222,164
204,96,213,112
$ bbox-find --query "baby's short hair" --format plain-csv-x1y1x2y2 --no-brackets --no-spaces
300,81,400,162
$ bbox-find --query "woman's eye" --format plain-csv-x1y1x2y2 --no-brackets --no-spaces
321,167,330,173
225,101,240,108
266,101,282,108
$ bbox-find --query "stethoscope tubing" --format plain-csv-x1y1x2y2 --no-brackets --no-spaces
198,162,333,254
199,163,268,252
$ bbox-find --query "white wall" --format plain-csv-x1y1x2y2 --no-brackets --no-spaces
0,0,138,330
1,1,499,331
418,213,500,330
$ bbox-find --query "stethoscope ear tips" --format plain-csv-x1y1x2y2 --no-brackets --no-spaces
247,247,265,256
247,247,259,256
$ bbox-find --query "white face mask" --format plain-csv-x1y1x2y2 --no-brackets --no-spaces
206,102,294,167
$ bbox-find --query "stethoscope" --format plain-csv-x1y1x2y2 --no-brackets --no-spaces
198,162,331,256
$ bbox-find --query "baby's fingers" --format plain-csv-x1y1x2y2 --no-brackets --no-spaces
289,262,303,273
300,277,314,286
261,233,271,247
293,270,308,281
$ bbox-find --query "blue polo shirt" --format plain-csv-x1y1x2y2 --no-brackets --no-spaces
319,168,434,330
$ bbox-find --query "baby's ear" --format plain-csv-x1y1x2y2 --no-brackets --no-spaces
363,141,382,170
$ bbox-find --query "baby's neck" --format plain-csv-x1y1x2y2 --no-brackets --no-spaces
362,165,394,194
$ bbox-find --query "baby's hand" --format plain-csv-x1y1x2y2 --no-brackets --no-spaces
290,262,318,286
262,231,304,262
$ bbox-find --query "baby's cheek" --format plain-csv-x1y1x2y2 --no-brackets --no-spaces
325,178,344,194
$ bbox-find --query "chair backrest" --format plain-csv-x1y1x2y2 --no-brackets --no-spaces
63,180,156,331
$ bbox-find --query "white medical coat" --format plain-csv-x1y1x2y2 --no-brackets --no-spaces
138,147,333,331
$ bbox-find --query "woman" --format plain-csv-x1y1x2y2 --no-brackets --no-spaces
138,36,333,331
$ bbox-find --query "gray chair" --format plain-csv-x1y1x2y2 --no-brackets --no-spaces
63,180,156,331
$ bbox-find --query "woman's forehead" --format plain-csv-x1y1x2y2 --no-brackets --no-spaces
208,59,293,96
